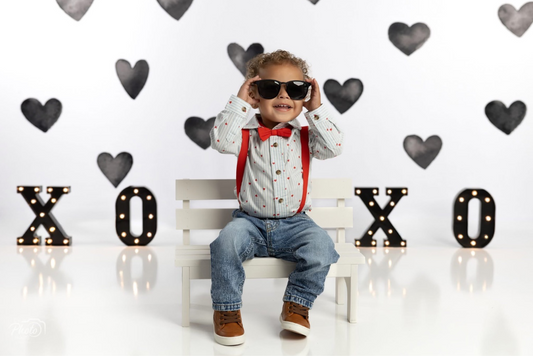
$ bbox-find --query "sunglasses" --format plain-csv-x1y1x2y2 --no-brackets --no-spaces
251,80,311,100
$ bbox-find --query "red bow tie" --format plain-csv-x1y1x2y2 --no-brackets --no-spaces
257,126,292,141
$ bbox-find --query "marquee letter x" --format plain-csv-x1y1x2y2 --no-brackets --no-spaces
354,187,408,247
16,186,71,246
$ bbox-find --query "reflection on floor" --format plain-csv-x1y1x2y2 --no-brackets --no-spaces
1,239,531,356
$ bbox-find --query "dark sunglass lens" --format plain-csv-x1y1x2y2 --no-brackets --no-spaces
257,80,280,99
286,81,309,100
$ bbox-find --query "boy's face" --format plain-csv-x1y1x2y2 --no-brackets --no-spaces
250,64,306,129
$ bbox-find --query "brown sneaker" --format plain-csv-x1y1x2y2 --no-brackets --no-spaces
213,310,245,346
279,301,310,336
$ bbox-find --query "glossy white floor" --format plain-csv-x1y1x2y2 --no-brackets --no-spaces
1,234,532,356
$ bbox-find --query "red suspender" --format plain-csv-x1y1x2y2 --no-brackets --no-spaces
236,127,310,214
236,129,250,202
296,126,310,213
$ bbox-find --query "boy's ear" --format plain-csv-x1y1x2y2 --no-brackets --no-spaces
249,91,259,109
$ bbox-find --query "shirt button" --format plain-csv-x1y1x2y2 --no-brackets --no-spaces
314,114,319,120
276,170,281,175
273,142,278,147
242,107,247,112
279,198,284,203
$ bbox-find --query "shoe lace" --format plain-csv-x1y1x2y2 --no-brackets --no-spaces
219,311,241,324
289,303,309,320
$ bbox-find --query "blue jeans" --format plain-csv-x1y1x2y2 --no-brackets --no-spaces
210,209,340,311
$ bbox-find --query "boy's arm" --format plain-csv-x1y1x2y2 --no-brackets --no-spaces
302,78,343,160
304,104,344,160
210,95,252,157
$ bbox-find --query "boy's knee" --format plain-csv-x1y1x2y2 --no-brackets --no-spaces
309,228,335,249
298,229,339,265
316,235,338,261
210,230,239,253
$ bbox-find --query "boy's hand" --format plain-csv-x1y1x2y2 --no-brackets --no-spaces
303,78,322,112
237,75,261,108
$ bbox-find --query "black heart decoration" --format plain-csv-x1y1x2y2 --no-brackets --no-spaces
157,0,193,21
184,117,215,150
309,0,319,4
97,152,133,188
116,59,149,99
56,0,94,21
227,43,264,76
485,101,526,135
403,135,442,169
323,79,363,114
21,98,62,133
498,3,533,37
388,22,431,56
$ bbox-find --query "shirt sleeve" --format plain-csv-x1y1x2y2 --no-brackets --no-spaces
210,95,252,157
304,104,344,160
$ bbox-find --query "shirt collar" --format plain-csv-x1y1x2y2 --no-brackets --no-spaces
243,114,302,130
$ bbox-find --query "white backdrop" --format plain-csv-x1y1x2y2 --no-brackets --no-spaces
1,0,532,247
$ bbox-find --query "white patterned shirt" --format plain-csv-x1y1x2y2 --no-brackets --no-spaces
210,95,344,218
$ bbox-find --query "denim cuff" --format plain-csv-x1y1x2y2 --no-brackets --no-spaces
283,294,313,309
212,302,242,311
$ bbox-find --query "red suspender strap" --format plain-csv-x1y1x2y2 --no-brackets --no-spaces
296,126,310,214
236,129,250,203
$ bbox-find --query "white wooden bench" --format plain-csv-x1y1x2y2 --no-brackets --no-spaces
175,178,365,326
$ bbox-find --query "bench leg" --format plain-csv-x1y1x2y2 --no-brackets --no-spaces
336,277,346,305
182,267,190,327
345,265,358,323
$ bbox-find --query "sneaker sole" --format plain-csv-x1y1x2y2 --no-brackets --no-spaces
279,314,310,336
214,332,245,346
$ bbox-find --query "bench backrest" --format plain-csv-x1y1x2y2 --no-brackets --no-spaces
176,178,353,245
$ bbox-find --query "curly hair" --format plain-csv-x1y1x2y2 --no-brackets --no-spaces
245,50,310,80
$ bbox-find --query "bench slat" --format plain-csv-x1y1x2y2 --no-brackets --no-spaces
309,178,353,199
176,208,233,230
176,207,353,230
175,178,353,200
308,207,353,228
176,179,236,200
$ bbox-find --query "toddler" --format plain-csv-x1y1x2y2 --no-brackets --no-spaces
209,50,343,346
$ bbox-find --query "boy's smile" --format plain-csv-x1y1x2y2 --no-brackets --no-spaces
250,64,306,129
